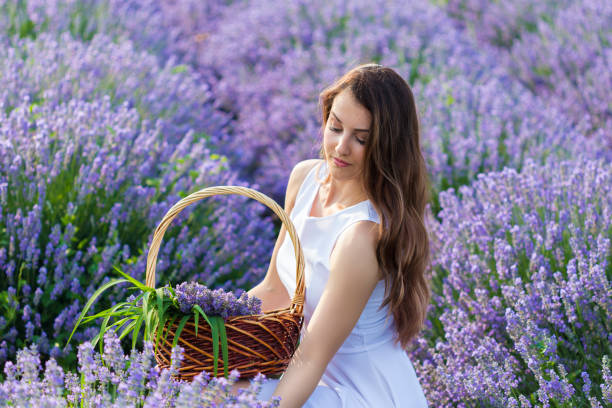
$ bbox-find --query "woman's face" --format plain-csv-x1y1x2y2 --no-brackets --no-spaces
323,88,372,183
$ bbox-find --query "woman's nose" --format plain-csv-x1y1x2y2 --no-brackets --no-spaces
335,133,350,156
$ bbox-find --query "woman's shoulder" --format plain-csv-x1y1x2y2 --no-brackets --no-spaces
331,219,382,282
284,159,322,211
289,159,322,183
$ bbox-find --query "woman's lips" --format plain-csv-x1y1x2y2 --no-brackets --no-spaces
333,157,349,167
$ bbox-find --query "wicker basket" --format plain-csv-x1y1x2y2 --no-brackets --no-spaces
145,186,305,380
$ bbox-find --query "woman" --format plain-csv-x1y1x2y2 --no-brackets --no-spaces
248,63,430,407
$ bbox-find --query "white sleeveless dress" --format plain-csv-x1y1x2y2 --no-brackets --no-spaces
256,161,428,407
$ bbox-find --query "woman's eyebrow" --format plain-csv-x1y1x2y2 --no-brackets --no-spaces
331,111,370,133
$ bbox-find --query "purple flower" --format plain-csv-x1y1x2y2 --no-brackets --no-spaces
411,158,611,405
0,338,278,406
175,281,262,318
0,28,274,365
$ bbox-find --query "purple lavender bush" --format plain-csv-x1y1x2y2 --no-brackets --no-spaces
506,1,612,143
0,31,275,367
415,71,608,213
0,32,231,146
107,0,241,61
0,331,279,407
444,0,612,152
409,158,611,406
445,0,571,48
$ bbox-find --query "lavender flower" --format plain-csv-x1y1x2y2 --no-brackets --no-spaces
0,28,274,366
411,158,611,405
0,331,279,406
444,0,612,156
175,282,262,318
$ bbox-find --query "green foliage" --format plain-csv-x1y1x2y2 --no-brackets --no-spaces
68,267,232,378
1,0,115,43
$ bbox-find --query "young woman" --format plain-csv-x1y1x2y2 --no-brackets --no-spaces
248,63,430,407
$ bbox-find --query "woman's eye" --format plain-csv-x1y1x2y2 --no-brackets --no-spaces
329,126,341,133
356,138,366,145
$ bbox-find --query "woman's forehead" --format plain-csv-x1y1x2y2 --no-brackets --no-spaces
330,89,371,130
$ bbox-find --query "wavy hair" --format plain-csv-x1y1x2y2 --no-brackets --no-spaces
319,64,430,348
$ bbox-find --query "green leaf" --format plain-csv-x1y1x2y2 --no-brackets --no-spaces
211,317,220,377
92,316,133,348
146,305,156,342
118,319,139,340
217,317,229,378
172,315,191,348
156,288,164,319
132,314,145,350
81,306,140,323
162,315,177,345
154,288,165,343
98,301,131,354
66,278,129,346
193,305,212,328
155,300,172,348
113,266,151,292
142,292,151,340
171,64,188,74
193,309,199,338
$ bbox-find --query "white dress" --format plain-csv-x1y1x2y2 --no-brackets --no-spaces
256,161,428,407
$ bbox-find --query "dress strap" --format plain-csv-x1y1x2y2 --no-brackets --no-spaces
291,161,322,219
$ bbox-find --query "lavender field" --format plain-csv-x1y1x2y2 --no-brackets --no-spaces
0,0,610,406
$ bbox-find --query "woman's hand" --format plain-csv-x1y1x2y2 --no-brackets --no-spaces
248,243,291,312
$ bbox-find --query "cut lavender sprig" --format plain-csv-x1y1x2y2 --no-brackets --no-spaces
175,282,262,318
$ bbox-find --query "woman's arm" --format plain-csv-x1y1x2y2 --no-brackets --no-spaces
248,222,291,311
248,159,321,311
271,220,380,407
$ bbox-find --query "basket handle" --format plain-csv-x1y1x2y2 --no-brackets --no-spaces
145,186,305,314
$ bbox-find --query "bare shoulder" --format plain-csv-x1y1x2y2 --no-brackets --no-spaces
284,159,322,211
331,220,381,282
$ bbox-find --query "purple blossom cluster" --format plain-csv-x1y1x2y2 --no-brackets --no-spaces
175,282,262,318
0,21,274,365
0,331,279,407
408,158,611,406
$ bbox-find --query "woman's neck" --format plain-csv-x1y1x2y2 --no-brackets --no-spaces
318,175,367,210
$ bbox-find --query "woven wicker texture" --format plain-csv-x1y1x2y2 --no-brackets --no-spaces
145,186,305,380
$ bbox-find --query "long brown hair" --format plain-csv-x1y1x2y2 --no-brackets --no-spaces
319,64,430,348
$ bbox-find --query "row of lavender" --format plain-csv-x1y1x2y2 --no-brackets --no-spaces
414,158,611,406
1,0,610,406
1,331,279,406
419,1,612,405
4,0,606,199
445,0,611,146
